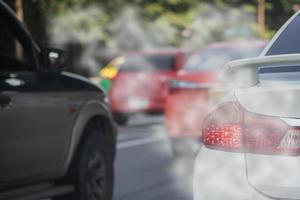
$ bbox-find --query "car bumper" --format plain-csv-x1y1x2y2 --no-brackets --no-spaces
194,146,271,200
110,99,165,113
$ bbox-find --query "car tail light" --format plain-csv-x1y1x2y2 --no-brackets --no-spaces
169,87,181,94
203,102,300,156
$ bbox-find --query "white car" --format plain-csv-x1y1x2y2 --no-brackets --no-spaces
194,11,300,200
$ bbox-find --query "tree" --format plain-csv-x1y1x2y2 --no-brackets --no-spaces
4,0,298,76
257,0,265,37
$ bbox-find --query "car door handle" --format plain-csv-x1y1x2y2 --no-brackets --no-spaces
0,95,11,108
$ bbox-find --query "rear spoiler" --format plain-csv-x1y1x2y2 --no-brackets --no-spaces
223,54,300,88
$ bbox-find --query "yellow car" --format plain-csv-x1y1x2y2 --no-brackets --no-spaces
99,56,125,92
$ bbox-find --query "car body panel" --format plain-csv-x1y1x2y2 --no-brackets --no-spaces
194,146,269,200
61,98,116,177
194,146,289,200
194,81,300,200
237,73,300,198
236,83,300,119
0,71,114,188
246,153,300,199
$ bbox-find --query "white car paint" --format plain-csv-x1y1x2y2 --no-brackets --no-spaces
194,10,300,200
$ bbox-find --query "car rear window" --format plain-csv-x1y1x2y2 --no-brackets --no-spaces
120,54,175,72
259,66,300,83
183,46,262,72
266,14,300,56
259,14,300,80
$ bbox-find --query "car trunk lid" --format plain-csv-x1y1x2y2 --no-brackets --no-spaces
229,58,300,199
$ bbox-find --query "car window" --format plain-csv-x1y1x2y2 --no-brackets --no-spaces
259,15,300,78
259,65,300,83
0,18,29,72
266,14,300,56
119,54,175,72
183,46,262,72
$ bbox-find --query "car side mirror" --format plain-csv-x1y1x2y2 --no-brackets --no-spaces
41,48,67,73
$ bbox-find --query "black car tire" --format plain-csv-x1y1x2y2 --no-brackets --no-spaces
113,113,128,126
54,121,114,200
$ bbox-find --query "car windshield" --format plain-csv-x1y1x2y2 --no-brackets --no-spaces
183,46,262,72
119,54,175,72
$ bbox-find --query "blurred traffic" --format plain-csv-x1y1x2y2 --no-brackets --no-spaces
108,49,187,125
165,40,266,153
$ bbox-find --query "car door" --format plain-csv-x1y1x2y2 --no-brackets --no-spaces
0,12,72,188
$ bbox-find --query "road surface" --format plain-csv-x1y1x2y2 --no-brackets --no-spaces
114,114,196,200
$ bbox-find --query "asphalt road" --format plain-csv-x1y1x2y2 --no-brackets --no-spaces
114,114,196,200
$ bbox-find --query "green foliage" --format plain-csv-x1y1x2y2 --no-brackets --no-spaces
28,0,298,39
21,0,300,75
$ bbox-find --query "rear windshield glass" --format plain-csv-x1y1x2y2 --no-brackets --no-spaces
259,66,300,82
259,14,300,78
120,54,175,72
266,15,300,56
183,46,262,72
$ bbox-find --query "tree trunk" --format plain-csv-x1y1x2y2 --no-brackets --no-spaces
257,0,266,37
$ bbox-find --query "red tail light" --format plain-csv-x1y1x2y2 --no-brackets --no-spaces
203,102,300,156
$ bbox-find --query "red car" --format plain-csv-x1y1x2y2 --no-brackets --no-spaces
109,49,187,125
165,41,266,152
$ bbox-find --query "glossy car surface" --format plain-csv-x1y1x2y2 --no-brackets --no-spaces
194,11,300,200
108,49,186,124
165,41,265,139
0,2,116,199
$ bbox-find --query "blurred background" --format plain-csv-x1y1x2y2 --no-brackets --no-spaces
4,1,300,200
4,0,300,77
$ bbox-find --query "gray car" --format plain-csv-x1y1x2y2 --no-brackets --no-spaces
0,2,116,200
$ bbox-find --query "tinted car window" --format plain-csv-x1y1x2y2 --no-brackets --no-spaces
0,18,28,71
259,15,300,77
259,65,300,82
266,15,300,56
259,66,300,74
120,54,175,72
183,46,262,72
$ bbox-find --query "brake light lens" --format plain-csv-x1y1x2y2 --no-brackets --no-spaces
203,102,300,156
203,103,243,151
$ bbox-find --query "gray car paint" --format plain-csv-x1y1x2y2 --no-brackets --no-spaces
0,2,116,190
